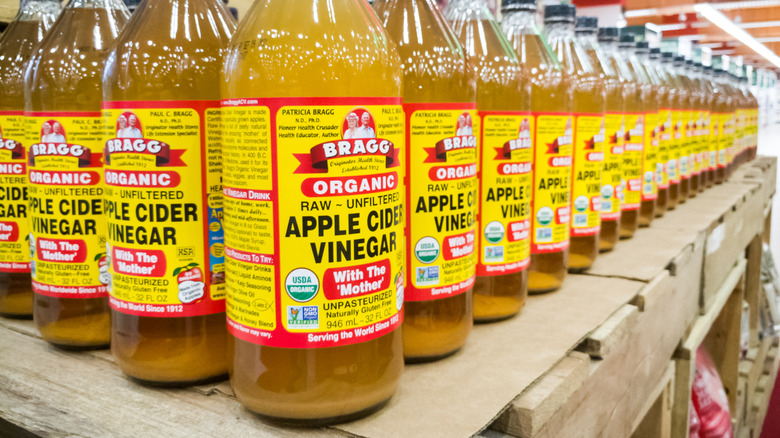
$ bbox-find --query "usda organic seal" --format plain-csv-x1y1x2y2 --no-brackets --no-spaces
414,236,440,264
285,268,319,302
574,195,589,213
536,206,554,226
484,221,505,244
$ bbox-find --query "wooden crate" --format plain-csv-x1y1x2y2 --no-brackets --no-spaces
630,363,675,438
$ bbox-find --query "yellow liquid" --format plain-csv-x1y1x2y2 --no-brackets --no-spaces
659,62,681,209
26,5,129,349
381,0,474,360
585,39,626,250
0,8,60,318
675,68,697,201
448,14,528,322
103,0,234,385
222,0,404,422
713,74,736,184
617,53,641,239
504,13,570,293
548,24,604,272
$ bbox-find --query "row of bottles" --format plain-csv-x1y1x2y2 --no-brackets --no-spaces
0,0,760,425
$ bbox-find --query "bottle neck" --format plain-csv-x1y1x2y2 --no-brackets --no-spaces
63,0,129,9
502,9,539,35
444,0,494,21
543,20,574,41
575,30,597,47
17,0,61,21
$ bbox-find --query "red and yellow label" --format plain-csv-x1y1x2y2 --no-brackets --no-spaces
691,111,704,176
570,113,603,237
621,113,643,211
715,113,733,169
642,112,658,201
736,108,747,158
657,109,672,190
406,103,477,301
679,110,692,180
0,111,29,274
26,113,106,298
707,113,717,171
102,101,225,317
222,97,404,348
601,113,624,221
532,113,572,253
477,112,531,276
669,109,682,184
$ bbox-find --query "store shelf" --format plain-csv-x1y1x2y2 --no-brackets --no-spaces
0,158,777,438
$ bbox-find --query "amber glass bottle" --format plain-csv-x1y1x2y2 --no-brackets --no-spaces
594,27,629,247
223,0,405,422
503,0,571,292
545,7,603,272
691,61,714,190
702,65,718,188
381,0,476,361
0,0,61,318
25,0,129,349
668,56,690,204
103,0,235,385
713,59,736,184
658,52,681,208
674,57,698,198
743,71,759,161
631,41,659,226
446,0,529,322
615,35,642,238
646,48,669,213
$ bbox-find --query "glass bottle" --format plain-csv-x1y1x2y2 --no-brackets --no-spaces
379,0,476,362
102,0,235,385
594,26,629,247
446,0,529,322
545,6,603,271
691,61,714,191
615,34,642,238
673,56,697,199
712,58,736,184
222,0,405,422
0,0,61,318
647,47,669,214
632,41,659,226
25,0,129,349
658,52,681,207
701,65,718,188
502,0,571,292
743,69,759,161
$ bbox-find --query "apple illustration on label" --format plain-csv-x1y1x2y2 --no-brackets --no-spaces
96,253,110,285
174,263,205,304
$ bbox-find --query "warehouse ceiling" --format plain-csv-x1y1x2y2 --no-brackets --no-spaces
622,0,780,70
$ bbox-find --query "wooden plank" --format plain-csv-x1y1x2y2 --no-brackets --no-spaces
701,281,746,413
0,327,344,438
490,352,590,437
680,258,748,359
520,270,691,438
0,1,16,23
575,305,639,360
630,361,675,438
0,274,644,438
745,235,764,348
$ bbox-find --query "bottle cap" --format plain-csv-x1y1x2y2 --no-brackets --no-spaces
544,4,576,21
636,41,649,49
575,16,598,30
598,27,619,41
674,55,685,63
619,34,635,43
502,0,537,12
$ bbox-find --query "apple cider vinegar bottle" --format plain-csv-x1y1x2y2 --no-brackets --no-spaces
594,26,629,247
25,0,129,349
0,0,61,318
446,0,530,322
380,0,476,361
222,0,406,422
102,0,235,385
503,0,571,292
545,6,604,272
615,34,642,238
631,41,659,226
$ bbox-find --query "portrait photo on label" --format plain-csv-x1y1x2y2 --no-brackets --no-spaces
342,108,376,140
456,112,474,136
39,120,67,143
115,112,144,139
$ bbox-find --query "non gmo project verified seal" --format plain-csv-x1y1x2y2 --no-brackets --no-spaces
288,306,319,329
416,266,439,286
